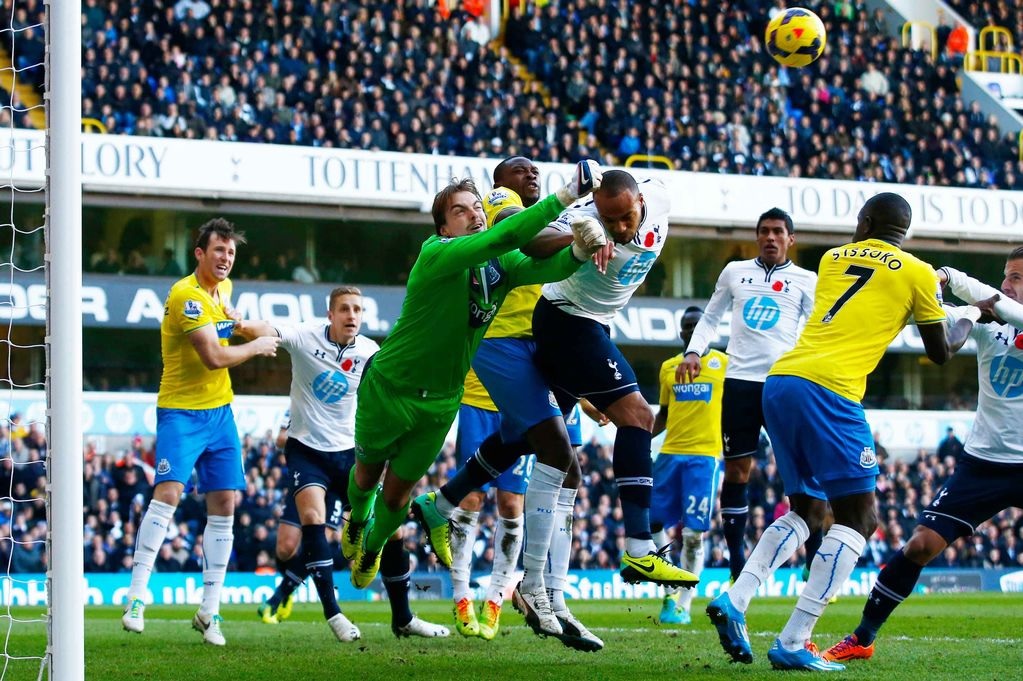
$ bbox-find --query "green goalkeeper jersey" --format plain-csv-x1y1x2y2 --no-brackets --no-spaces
370,193,579,397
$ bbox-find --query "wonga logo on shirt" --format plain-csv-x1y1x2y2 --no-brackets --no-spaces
989,355,1023,399
312,370,349,403
742,296,781,330
673,382,712,403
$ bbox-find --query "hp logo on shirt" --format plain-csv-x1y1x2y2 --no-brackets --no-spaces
312,369,349,403
618,252,657,286
989,355,1023,399
742,296,781,331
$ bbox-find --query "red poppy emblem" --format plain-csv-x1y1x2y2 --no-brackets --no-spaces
772,280,784,292
341,358,354,371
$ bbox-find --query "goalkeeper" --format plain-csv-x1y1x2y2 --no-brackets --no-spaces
343,161,609,588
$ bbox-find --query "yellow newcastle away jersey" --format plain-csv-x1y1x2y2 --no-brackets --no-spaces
770,239,945,402
482,186,541,339
462,367,497,411
157,274,236,409
658,349,727,456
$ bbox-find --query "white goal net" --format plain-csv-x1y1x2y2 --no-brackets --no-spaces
1,0,82,679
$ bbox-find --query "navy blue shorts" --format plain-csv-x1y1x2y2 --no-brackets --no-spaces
918,454,1023,543
532,296,639,413
721,378,765,460
762,375,877,501
280,438,353,529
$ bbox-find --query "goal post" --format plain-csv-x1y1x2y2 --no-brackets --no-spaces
46,0,83,678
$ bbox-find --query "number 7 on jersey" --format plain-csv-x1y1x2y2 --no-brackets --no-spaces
822,264,875,323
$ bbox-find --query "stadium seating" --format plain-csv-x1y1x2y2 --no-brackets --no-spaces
67,427,1023,575
42,0,1017,194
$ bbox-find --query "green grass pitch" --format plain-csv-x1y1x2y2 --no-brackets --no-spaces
3,594,1021,680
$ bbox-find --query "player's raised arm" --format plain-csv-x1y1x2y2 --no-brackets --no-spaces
420,161,602,276
233,318,277,340
189,323,279,370
506,215,609,287
939,265,1023,327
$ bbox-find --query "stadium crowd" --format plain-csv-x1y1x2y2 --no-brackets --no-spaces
0,423,1006,577
3,0,1022,192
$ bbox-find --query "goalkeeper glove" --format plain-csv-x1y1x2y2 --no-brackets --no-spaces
557,160,602,206
569,215,609,262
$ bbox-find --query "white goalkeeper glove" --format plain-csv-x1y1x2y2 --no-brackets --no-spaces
570,215,609,262
556,160,602,206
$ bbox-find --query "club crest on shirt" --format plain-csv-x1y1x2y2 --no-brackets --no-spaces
859,446,877,468
707,357,722,370
183,299,203,319
157,458,171,475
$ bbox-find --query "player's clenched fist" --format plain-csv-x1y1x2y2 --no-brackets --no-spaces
557,160,603,206
570,215,609,262
251,335,280,357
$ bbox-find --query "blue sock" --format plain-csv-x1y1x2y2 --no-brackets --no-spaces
612,426,653,541
381,537,413,628
854,549,924,646
441,434,530,506
302,524,341,620
720,481,749,581
267,551,308,609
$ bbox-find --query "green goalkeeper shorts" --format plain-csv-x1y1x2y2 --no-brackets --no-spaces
354,366,460,483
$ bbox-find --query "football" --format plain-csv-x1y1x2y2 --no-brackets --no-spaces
765,7,826,68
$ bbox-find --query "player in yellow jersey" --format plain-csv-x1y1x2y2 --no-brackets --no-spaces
650,307,727,625
706,193,986,670
121,219,280,646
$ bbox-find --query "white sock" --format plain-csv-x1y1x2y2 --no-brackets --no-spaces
626,537,656,557
728,511,809,612
780,524,865,651
486,514,524,604
434,491,456,518
544,487,576,611
450,508,480,603
651,528,668,549
678,528,705,612
522,462,566,590
128,499,175,598
199,515,234,617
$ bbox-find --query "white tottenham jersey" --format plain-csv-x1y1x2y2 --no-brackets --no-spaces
275,324,379,452
686,258,816,382
943,267,1023,465
541,178,670,324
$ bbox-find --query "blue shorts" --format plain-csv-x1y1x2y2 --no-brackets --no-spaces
532,297,639,413
564,403,583,447
917,454,1023,543
473,337,562,441
280,439,352,530
155,405,244,493
762,376,878,501
650,454,721,532
456,404,534,494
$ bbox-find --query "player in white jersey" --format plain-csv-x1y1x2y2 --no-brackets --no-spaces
824,251,1016,663
527,169,700,624
239,287,449,641
679,208,817,583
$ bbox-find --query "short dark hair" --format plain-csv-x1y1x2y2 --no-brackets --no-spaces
195,218,246,251
431,178,480,235
1008,245,1023,261
329,286,362,310
683,306,703,315
595,169,638,197
756,207,794,234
